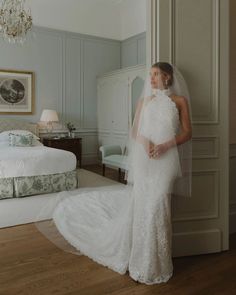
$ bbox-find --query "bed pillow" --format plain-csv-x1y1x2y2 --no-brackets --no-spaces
0,130,40,142
8,133,34,147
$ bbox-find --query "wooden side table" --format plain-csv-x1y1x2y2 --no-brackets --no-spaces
42,137,82,168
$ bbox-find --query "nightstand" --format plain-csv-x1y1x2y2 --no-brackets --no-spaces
42,137,82,168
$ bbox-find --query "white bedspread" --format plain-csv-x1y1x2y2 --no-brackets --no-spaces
0,143,77,178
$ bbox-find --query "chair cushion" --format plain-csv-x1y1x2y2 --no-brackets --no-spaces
104,155,128,170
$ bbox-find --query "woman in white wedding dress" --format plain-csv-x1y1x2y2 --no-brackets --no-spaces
36,62,192,285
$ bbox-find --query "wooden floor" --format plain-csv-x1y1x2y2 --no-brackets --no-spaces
0,165,236,295
84,164,127,184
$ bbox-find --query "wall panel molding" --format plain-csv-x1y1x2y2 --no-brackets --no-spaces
172,229,221,257
192,136,219,159
170,0,220,125
121,32,146,68
172,169,219,221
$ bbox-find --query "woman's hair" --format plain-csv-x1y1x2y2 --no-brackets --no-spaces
152,62,174,87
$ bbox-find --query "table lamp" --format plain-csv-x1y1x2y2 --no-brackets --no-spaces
40,109,59,137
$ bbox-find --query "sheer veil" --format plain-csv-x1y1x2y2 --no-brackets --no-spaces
34,62,192,256
170,66,192,198
123,64,192,198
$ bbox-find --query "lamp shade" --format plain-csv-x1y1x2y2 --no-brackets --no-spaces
40,109,59,122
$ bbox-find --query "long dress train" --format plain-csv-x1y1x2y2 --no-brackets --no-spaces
51,90,181,285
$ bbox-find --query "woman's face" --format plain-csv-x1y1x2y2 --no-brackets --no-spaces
150,67,167,89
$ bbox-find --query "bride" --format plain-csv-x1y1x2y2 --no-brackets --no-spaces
36,62,192,285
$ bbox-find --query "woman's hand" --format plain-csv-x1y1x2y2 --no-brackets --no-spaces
149,142,170,159
137,135,173,158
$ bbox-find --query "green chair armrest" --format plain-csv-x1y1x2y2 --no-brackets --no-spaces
99,145,122,160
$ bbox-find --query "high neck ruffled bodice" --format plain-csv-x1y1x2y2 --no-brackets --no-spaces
152,88,172,97
140,87,180,144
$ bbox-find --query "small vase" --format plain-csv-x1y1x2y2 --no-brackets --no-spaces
68,131,72,138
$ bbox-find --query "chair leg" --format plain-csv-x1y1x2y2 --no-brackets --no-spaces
118,168,121,182
102,164,106,176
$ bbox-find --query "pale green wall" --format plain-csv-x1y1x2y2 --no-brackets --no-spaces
0,27,146,129
0,26,121,129
121,32,146,68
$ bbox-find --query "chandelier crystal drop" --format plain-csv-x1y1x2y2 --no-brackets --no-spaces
0,0,33,44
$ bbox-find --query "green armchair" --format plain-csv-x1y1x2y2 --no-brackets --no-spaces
99,145,128,182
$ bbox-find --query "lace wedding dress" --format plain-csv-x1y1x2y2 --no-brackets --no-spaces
49,88,182,285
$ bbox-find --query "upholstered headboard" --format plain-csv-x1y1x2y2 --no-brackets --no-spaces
0,118,39,136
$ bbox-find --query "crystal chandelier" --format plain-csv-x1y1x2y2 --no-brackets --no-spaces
0,0,33,44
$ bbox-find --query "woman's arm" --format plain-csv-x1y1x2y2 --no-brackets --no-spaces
165,96,192,149
150,96,192,158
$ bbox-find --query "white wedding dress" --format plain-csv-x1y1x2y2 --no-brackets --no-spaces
52,90,181,285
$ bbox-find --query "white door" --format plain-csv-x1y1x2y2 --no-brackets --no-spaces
146,0,229,256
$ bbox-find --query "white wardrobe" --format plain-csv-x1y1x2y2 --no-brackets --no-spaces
97,64,146,151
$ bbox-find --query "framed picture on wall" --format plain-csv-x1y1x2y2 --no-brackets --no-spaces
0,69,34,114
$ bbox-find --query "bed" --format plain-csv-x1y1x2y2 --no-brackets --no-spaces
0,118,123,229
0,169,122,228
0,118,78,199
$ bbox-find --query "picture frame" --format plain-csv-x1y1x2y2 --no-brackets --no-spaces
0,69,35,115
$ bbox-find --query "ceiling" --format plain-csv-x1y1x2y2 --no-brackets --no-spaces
30,0,146,40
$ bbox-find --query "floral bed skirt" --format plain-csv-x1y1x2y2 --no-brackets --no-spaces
0,170,78,200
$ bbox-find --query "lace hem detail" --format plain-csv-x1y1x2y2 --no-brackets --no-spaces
128,269,173,285
52,216,173,285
